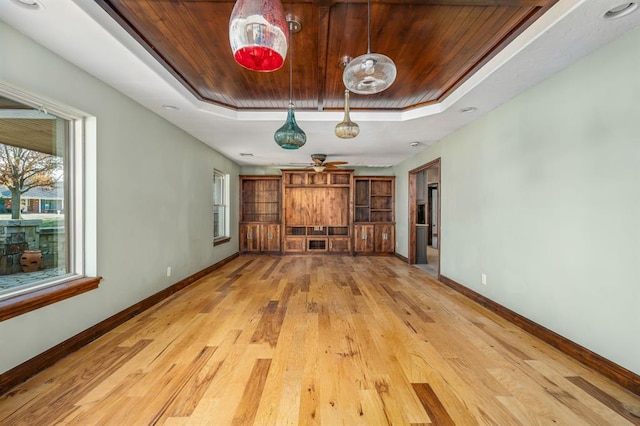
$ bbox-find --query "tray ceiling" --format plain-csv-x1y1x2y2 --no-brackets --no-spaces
96,0,557,112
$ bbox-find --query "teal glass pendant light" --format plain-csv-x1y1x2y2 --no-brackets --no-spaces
274,16,306,149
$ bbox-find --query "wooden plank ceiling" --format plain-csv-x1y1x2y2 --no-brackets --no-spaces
96,0,557,112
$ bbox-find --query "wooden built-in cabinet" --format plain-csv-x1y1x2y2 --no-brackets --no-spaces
354,177,395,254
240,172,394,255
240,176,281,253
240,223,281,252
282,170,352,254
354,224,374,253
374,224,395,253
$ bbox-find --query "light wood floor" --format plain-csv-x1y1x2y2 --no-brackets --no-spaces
1,255,639,425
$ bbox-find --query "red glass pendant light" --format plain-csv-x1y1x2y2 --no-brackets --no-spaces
229,0,289,72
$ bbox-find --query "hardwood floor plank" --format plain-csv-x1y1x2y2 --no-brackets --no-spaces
155,345,220,420
488,365,603,424
298,314,321,425
250,300,287,347
0,339,150,425
412,383,454,426
566,376,640,425
231,358,272,425
1,255,638,424
495,395,532,425
261,311,308,425
259,256,282,281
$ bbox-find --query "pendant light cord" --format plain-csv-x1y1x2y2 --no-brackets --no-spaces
289,22,293,104
367,0,371,54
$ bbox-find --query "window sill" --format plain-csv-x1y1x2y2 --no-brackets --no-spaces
0,276,102,322
214,237,231,247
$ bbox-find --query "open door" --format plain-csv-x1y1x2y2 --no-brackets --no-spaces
409,158,441,278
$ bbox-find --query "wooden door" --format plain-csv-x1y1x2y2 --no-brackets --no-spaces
240,223,260,252
354,224,374,253
375,224,395,253
261,224,281,252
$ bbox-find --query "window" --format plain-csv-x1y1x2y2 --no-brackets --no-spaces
213,170,229,244
0,85,97,320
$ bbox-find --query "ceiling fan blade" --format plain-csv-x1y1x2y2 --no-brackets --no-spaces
324,161,348,168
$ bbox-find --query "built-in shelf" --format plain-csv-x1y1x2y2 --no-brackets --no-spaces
240,171,394,255
285,226,349,237
354,177,394,223
283,170,352,187
241,177,281,223
240,176,282,253
281,170,354,254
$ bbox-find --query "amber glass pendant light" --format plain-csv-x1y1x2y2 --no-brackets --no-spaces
229,0,288,72
335,89,359,139
274,16,306,150
342,0,396,94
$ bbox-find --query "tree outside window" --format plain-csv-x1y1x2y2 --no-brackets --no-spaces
0,93,72,295
0,145,62,220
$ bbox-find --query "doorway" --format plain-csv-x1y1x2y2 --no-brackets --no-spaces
409,158,441,277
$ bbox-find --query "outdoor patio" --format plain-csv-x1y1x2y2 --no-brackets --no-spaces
0,266,66,290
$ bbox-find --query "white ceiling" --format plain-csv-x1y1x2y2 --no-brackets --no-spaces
1,0,639,168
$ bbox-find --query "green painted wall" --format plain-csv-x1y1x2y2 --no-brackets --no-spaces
395,25,640,374
0,21,239,373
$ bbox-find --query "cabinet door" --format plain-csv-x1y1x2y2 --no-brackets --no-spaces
240,224,260,252
375,224,395,253
283,237,306,253
261,224,281,252
328,237,351,253
354,224,374,253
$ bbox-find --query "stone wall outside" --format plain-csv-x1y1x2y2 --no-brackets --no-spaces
0,220,64,275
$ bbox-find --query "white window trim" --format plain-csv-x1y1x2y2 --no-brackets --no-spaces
0,82,96,301
213,169,230,242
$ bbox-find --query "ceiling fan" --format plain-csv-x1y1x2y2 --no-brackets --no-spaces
302,154,348,172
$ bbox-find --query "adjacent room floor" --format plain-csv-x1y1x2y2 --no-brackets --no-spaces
415,245,439,277
1,255,638,425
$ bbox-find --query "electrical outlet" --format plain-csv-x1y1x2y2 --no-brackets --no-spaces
481,273,487,285
167,266,172,277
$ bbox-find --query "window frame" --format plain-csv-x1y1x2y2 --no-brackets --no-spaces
0,83,99,322
213,169,230,246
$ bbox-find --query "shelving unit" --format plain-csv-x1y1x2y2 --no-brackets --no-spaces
239,172,394,256
240,176,281,253
241,178,280,222
282,170,353,254
354,176,395,254
355,180,370,223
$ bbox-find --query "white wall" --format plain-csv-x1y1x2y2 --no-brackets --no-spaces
0,21,239,373
395,25,640,374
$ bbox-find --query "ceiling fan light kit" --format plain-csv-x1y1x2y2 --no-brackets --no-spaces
274,15,307,150
304,154,348,172
335,89,360,139
229,0,288,72
342,0,397,94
